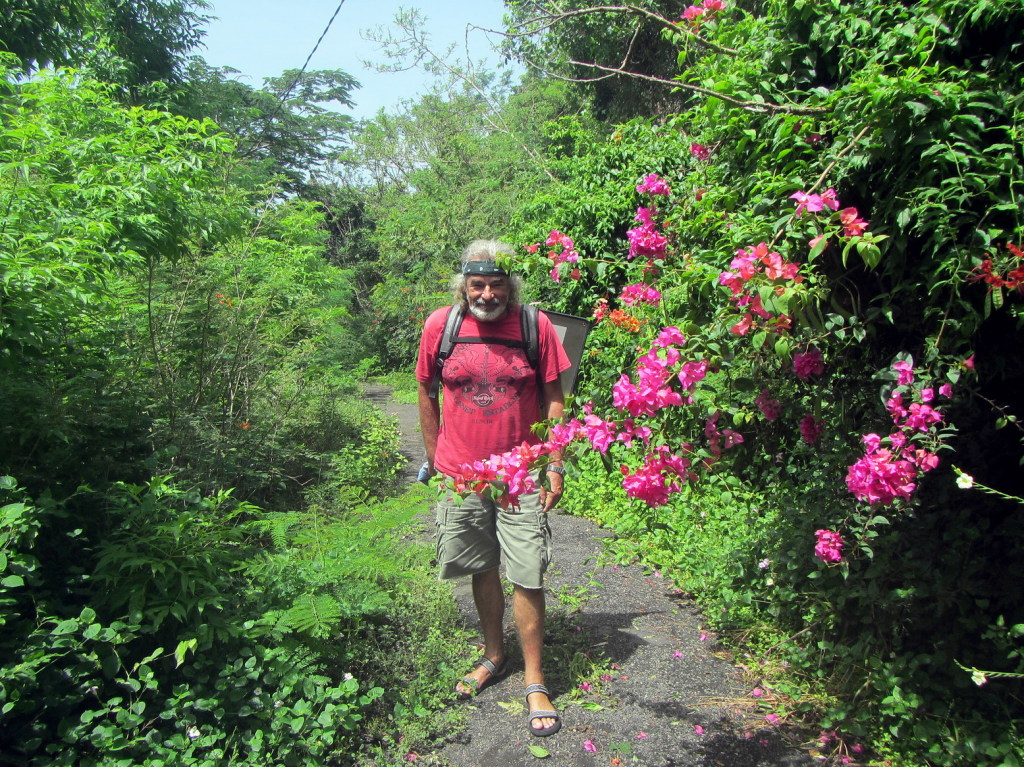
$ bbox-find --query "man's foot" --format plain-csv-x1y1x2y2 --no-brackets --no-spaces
455,656,507,699
525,683,561,736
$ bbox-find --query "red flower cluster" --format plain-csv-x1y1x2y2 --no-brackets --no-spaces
968,243,1024,293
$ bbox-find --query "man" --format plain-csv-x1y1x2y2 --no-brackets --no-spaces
416,239,571,737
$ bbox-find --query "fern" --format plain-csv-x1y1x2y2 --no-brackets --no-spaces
282,594,344,637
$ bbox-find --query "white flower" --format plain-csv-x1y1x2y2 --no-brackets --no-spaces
971,669,988,687
186,726,201,741
956,473,974,489
758,558,771,569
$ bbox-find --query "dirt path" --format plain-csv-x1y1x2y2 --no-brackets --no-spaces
366,385,815,767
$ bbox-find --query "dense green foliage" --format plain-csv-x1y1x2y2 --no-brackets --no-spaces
4,0,1024,763
505,1,1024,764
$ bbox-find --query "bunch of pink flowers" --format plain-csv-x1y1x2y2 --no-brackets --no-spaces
814,529,844,564
620,282,662,307
718,242,800,336
543,229,581,283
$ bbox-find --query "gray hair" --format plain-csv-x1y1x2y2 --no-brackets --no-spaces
450,238,523,309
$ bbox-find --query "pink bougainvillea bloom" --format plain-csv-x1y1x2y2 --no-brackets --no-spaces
790,190,826,217
819,187,841,211
963,354,975,370
699,631,708,641
694,725,705,735
620,282,662,307
862,432,882,452
889,431,907,450
730,313,753,336
840,207,869,237
793,347,825,380
579,681,591,692
920,387,935,402
673,650,683,658
681,4,704,21
655,326,686,347
765,714,780,724
939,383,953,398
845,450,917,505
886,392,908,421
583,739,598,752
525,243,539,254
636,173,671,196
751,687,764,697
892,360,914,386
690,142,710,161
814,529,844,563
799,414,825,444
755,389,782,420
702,0,725,10
903,402,943,432
627,222,668,260
911,449,940,472
637,732,649,739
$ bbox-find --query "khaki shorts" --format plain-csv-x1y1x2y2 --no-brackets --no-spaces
434,484,552,589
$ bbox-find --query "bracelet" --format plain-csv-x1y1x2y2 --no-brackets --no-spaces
546,465,566,476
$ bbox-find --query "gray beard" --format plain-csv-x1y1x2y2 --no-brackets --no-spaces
469,300,508,322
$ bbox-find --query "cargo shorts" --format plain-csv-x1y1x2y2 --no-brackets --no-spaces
434,482,552,590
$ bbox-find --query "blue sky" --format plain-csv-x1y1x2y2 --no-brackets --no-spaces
198,0,510,120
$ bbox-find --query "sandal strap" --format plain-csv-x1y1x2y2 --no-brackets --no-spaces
528,709,559,721
476,656,502,676
524,683,549,697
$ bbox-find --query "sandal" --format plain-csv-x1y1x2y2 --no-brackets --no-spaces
455,656,507,700
525,683,562,737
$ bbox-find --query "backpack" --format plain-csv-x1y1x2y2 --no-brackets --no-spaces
427,304,540,399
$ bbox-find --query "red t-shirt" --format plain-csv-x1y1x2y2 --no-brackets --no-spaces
416,305,571,476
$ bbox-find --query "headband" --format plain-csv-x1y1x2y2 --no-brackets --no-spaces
461,260,509,276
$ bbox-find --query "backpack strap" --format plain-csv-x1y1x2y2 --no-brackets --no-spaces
520,304,540,368
428,305,465,399
428,304,541,399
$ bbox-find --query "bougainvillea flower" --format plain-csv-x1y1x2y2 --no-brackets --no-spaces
755,389,781,420
730,313,753,335
690,143,710,161
620,283,662,307
799,414,825,444
636,173,671,196
702,0,725,10
892,360,914,386
814,529,844,563
845,450,917,505
793,347,825,380
627,222,668,260
654,326,686,347
839,207,869,237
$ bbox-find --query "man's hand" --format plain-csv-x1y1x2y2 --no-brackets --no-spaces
540,469,564,512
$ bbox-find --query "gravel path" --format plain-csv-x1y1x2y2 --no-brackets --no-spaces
365,385,815,767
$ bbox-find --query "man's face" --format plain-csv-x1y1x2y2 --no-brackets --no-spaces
466,275,509,321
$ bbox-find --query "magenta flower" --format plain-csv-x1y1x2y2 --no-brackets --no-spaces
626,222,668,260
755,389,782,420
694,724,705,735
814,529,844,563
703,0,725,10
939,383,954,398
583,739,597,752
799,414,825,444
793,347,825,380
681,4,704,21
636,173,671,196
620,283,662,307
845,450,917,505
690,142,710,161
654,326,686,347
892,360,914,386
840,207,869,236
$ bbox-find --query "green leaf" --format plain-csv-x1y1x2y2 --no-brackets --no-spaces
2,574,24,588
529,745,550,758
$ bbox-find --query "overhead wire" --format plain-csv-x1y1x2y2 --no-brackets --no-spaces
239,0,348,159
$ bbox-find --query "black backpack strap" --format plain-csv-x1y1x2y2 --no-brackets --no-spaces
520,304,540,367
428,305,465,399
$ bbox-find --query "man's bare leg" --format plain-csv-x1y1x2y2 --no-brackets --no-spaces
514,584,557,731
456,567,506,695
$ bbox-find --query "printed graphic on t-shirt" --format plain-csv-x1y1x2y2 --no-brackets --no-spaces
444,343,533,419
